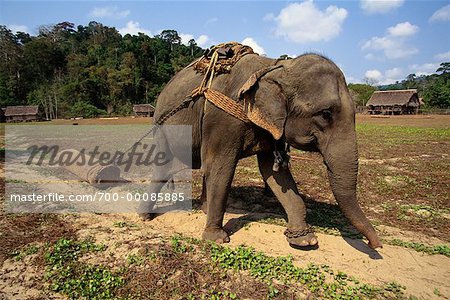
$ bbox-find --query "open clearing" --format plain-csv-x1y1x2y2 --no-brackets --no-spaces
0,115,449,299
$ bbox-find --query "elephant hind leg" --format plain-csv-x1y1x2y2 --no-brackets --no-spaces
201,150,240,244
138,181,165,221
201,157,236,243
138,130,181,220
257,151,318,248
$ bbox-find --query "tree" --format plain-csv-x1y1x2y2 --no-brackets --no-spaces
423,62,450,108
405,73,417,89
347,83,376,106
0,26,22,104
27,83,59,120
0,72,14,106
158,30,181,52
15,32,32,44
363,76,379,87
188,39,196,57
437,62,450,74
0,21,205,117
279,54,292,60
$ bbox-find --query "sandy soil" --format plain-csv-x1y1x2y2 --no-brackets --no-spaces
144,211,449,300
2,209,449,299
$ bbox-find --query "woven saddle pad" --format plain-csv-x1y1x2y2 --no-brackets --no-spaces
193,42,255,75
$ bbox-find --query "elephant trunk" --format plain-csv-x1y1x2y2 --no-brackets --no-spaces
322,131,382,249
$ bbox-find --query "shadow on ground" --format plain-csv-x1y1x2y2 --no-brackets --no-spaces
193,185,382,258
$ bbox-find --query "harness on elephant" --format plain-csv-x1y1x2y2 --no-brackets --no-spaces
120,42,290,171
191,42,254,123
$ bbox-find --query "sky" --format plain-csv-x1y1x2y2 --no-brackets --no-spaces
1,0,449,85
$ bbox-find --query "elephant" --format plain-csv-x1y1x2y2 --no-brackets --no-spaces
139,50,383,250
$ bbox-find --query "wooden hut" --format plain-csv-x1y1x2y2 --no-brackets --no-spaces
366,89,420,115
133,104,155,117
4,105,40,122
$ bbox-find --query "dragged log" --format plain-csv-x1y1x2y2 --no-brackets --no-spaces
58,149,121,185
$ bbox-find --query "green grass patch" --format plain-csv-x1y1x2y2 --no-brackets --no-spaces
356,124,450,140
10,244,39,261
396,204,448,222
388,239,450,257
44,238,124,300
172,236,407,300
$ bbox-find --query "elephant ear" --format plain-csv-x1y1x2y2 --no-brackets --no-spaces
238,65,286,140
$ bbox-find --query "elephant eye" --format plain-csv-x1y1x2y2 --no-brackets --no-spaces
321,109,332,121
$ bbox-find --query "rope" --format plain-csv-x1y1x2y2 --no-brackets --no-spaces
204,89,249,122
191,43,254,123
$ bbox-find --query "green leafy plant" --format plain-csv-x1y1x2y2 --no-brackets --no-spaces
204,241,406,299
44,239,123,300
68,101,107,118
11,244,39,261
388,239,450,257
171,234,191,253
126,254,144,266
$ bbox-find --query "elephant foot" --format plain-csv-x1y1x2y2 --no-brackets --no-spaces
202,227,230,244
285,226,318,248
139,213,158,221
368,240,383,249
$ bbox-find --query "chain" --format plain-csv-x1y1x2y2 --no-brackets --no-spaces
284,226,315,238
154,97,193,126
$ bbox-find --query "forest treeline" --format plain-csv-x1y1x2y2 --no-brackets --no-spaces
1,21,449,119
0,21,204,119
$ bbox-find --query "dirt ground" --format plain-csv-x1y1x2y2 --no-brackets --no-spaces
0,114,449,299
356,114,450,128
45,114,450,128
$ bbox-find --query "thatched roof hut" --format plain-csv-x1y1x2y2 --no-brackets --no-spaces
133,104,155,117
4,105,40,122
366,89,419,115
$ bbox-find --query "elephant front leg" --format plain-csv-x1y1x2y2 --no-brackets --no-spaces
201,155,238,244
257,151,318,247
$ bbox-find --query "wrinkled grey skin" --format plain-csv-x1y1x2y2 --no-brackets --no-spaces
140,53,382,249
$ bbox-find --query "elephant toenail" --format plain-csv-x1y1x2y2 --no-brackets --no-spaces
299,240,309,246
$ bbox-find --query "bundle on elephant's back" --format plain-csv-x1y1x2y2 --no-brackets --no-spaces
193,42,255,75
59,149,121,185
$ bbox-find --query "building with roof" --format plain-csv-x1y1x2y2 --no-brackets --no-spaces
133,104,155,117
366,89,420,115
4,106,40,122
